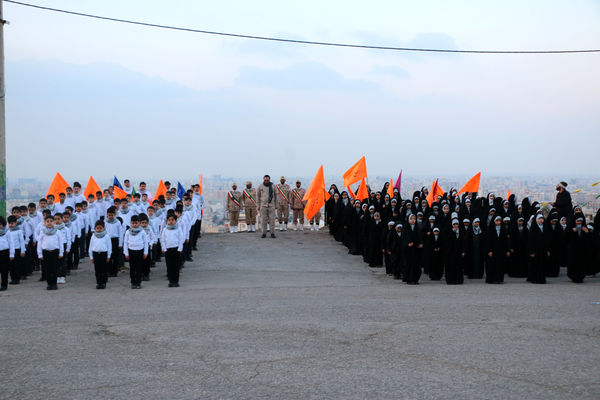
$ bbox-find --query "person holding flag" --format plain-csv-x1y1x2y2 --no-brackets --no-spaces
226,183,243,233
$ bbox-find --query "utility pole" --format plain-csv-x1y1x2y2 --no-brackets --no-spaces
0,1,6,217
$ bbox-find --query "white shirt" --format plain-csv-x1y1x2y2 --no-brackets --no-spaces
160,226,184,252
89,233,113,259
55,201,68,214
37,231,64,258
104,218,124,247
57,225,71,251
123,229,148,256
193,193,205,221
0,231,15,258
8,228,26,253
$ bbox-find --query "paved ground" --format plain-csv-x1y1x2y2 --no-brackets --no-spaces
1,230,599,400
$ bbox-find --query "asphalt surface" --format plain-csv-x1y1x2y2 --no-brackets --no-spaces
1,229,599,400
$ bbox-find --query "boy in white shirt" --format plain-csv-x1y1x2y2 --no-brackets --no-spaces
37,215,64,290
0,216,15,290
123,215,148,289
160,213,183,287
56,213,71,284
104,206,123,277
139,214,155,281
89,220,112,289
7,215,25,285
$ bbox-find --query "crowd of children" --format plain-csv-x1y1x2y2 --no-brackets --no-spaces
0,180,204,291
326,181,600,285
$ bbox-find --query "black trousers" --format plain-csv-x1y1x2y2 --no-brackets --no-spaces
79,229,86,258
9,249,22,283
25,239,36,275
0,249,9,288
72,237,80,268
93,251,108,284
64,244,72,275
142,247,152,278
128,249,144,285
108,238,120,275
85,231,92,255
42,249,59,286
165,247,180,284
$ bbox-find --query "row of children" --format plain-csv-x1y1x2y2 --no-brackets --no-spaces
0,180,205,290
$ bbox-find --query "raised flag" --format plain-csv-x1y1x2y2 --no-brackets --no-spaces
387,178,394,198
113,176,123,190
506,188,511,200
394,170,402,194
83,176,102,200
347,185,356,199
426,179,445,206
154,179,167,201
113,185,128,199
457,172,481,195
46,172,69,200
303,165,331,220
342,156,367,187
177,182,186,200
356,178,369,201
198,174,203,195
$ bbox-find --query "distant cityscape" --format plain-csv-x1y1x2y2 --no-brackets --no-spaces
7,175,600,228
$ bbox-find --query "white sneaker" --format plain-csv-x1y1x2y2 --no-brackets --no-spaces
283,224,288,231
293,224,297,231
299,225,304,231
58,277,65,284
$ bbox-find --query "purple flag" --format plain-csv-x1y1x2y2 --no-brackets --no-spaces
394,170,402,194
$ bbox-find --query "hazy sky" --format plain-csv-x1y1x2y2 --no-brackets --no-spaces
5,0,600,182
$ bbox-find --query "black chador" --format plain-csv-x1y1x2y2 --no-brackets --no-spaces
403,218,422,284
365,215,384,267
467,220,485,279
428,228,443,280
527,218,549,284
567,220,588,283
388,225,407,280
382,222,395,274
545,217,561,277
508,219,528,278
444,225,464,284
485,218,508,284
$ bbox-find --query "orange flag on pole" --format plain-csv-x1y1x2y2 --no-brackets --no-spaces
356,178,369,201
342,156,367,187
154,179,167,201
506,188,511,200
457,172,481,195
426,179,445,206
113,185,128,200
387,178,394,198
83,176,102,199
46,172,69,200
347,185,356,199
303,165,330,220
198,174,203,195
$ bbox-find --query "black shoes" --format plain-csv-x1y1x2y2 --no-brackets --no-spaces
47,285,58,290
131,284,142,289
96,284,106,289
0,286,6,291
168,282,180,288
271,234,276,238
9,280,19,285
261,234,267,238
142,276,150,282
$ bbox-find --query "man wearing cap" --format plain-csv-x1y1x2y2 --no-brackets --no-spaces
275,176,291,231
552,181,573,222
257,175,278,238
242,181,258,233
226,183,243,233
290,180,306,231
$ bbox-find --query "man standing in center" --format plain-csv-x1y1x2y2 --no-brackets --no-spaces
257,175,277,238
242,181,258,233
226,183,243,233
275,176,291,231
290,179,306,231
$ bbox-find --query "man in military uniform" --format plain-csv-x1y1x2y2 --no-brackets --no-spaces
309,211,322,231
242,181,258,233
226,183,242,233
290,179,307,231
275,176,291,231
257,175,277,238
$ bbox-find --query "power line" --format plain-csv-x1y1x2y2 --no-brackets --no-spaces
5,0,600,54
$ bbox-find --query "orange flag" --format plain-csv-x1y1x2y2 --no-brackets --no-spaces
46,172,69,200
356,178,369,201
113,185,128,200
506,188,511,200
426,179,445,206
387,178,394,198
83,176,102,199
154,179,167,201
342,156,367,187
457,172,481,195
303,165,330,220
347,185,356,199
198,174,203,195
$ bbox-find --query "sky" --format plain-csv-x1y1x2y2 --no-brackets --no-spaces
4,0,600,182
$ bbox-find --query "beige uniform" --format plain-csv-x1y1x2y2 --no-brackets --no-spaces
290,187,306,225
275,183,290,224
310,211,322,226
242,187,258,225
257,183,277,234
226,190,242,226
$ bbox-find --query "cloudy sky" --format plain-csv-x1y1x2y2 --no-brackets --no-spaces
5,0,600,182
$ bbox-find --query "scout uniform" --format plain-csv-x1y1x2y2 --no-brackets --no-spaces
289,180,307,231
226,184,243,233
242,182,258,233
275,177,291,231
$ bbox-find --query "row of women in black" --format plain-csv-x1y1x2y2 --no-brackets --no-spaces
324,184,599,285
